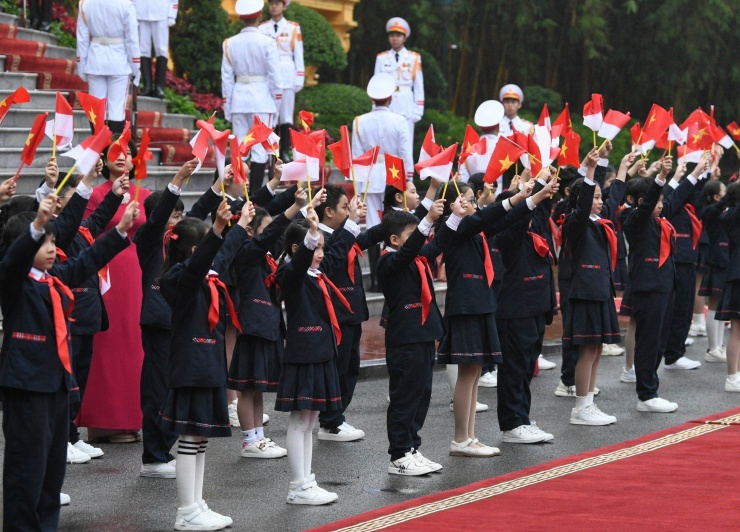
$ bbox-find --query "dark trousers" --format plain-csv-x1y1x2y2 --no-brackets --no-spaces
386,341,435,460
663,263,696,364
496,315,546,431
319,323,361,430
140,326,177,464
633,290,675,401
482,281,500,375
69,334,94,444
559,278,579,386
3,384,68,532
28,0,52,23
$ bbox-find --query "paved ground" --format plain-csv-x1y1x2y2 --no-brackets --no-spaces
1,332,736,531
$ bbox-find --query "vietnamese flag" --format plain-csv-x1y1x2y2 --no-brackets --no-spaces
483,136,526,184
76,91,106,133
538,103,551,129
20,112,49,166
508,125,528,152
725,121,740,141
351,146,380,186
460,137,486,166
253,115,281,154
686,121,713,152
582,94,604,132
131,128,153,180
415,143,457,181
240,116,273,155
107,121,131,162
385,154,406,192
641,104,672,143
229,135,247,185
553,103,572,134
61,127,113,176
558,129,581,167
527,133,543,179
597,109,631,141
298,110,314,133
418,124,441,165
0,86,30,126
460,125,479,156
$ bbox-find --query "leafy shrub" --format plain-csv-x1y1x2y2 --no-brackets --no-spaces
523,86,563,114
164,88,229,131
0,0,20,15
410,48,447,111
295,83,371,140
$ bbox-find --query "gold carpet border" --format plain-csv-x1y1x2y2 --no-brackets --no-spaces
333,413,739,532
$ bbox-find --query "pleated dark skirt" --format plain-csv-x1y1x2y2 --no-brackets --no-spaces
563,298,621,348
613,257,629,292
698,265,726,297
157,386,232,438
437,313,502,365
715,280,740,321
274,360,342,412
227,334,283,392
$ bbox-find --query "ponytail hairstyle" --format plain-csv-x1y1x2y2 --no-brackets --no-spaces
467,173,486,199
626,177,652,205
724,181,740,207
703,180,723,205
247,207,271,234
565,178,585,214
270,219,310,305
162,217,209,273
382,184,404,214
432,181,471,233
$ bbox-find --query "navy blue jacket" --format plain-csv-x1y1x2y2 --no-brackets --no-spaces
720,205,740,282
662,178,706,265
701,200,730,268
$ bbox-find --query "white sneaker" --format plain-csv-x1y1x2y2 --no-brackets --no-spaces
175,501,229,530
241,438,287,458
705,347,727,363
73,440,104,458
537,355,556,370
388,451,434,475
228,399,239,428
529,421,554,441
684,337,694,346
317,423,364,442
601,343,625,356
503,424,551,443
620,366,636,383
637,397,678,413
60,493,71,506
724,375,740,392
554,380,575,397
591,404,617,423
411,449,443,472
286,474,338,505
478,371,498,387
688,323,707,337
449,401,489,412
665,356,701,370
263,413,270,425
197,500,233,528
570,404,615,426
140,461,176,478
66,442,91,464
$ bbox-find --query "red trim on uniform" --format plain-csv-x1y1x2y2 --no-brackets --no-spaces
12,332,47,342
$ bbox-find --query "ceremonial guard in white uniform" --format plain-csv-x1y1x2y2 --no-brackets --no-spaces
135,0,178,98
498,83,533,137
460,100,505,194
222,0,281,192
374,18,424,142
352,73,413,291
259,0,305,161
76,0,141,133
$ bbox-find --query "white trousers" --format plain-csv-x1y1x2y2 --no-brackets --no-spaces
87,74,129,121
231,112,274,164
138,19,169,58
276,88,295,125
365,192,383,229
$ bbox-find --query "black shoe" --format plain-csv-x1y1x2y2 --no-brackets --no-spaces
140,57,152,96
30,18,40,30
39,21,51,32
153,55,167,99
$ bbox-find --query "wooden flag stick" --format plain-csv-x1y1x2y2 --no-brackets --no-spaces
593,130,597,149
220,177,230,226
349,164,357,197
551,165,562,199
54,165,77,195
403,189,408,211
307,178,313,204
452,178,461,197
597,138,609,152
10,161,24,183
52,135,57,159
363,159,378,204
134,179,142,202
441,179,449,198
668,141,672,157
243,182,250,203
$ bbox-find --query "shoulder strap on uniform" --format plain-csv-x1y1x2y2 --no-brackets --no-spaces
353,116,362,144
411,53,421,79
223,38,231,65
80,0,88,25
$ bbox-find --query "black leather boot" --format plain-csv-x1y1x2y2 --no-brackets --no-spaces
140,57,152,96
279,124,293,162
154,56,168,99
250,162,266,194
107,120,125,134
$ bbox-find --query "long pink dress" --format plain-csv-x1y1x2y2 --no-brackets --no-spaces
77,180,151,430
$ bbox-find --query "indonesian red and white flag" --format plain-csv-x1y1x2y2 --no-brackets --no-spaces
0,86,30,126
308,130,327,168
44,92,75,150
132,128,153,180
190,112,216,172
415,143,457,181
195,118,230,181
459,137,486,166
538,104,551,130
76,92,106,133
677,143,702,165
62,127,113,176
553,103,572,134
597,109,630,141
351,146,380,185
287,131,320,182
256,116,281,154
667,123,687,144
630,122,655,155
582,94,604,131
418,124,441,165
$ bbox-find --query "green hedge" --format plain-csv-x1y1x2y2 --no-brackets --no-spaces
295,83,371,140
282,3,347,70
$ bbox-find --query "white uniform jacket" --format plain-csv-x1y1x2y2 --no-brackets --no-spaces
374,47,424,122
134,0,177,23
258,17,304,91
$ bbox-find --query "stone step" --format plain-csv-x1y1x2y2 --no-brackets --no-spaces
0,11,16,25
40,44,76,61
12,25,60,46
0,88,169,114
0,143,167,168
0,70,37,90
1,108,196,129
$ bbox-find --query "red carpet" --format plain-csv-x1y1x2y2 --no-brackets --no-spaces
312,408,740,531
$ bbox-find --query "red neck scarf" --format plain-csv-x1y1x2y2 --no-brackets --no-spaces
162,224,177,261
264,254,279,288
529,231,551,258
657,218,675,267
30,274,74,373
595,218,618,271
478,233,494,287
205,274,242,333
413,256,434,324
316,273,352,344
77,226,110,292
548,217,562,248
347,243,364,284
683,204,703,250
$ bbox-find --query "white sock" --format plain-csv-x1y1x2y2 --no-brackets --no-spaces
176,436,199,508
286,411,307,484
575,395,589,410
587,392,595,406
194,440,207,503
693,313,706,327
255,426,264,441
707,310,719,351
304,411,318,479
242,429,257,445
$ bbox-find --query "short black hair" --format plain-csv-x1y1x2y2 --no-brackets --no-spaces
558,166,579,192
467,173,485,196
314,184,346,222
248,207,271,231
3,212,54,247
703,180,724,205
725,181,740,207
381,210,418,247
624,177,647,204
628,177,653,204
144,190,185,218
162,217,209,273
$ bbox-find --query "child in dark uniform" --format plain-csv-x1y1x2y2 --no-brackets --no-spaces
158,201,251,531
716,182,740,392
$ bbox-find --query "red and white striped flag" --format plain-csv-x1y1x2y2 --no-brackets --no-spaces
351,146,380,186
418,124,441,164
597,109,631,141
44,92,75,149
62,127,113,175
582,94,604,131
195,118,230,181
415,143,458,181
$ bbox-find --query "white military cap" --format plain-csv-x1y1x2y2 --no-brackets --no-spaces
474,100,505,128
367,73,396,100
386,17,411,37
499,84,524,102
236,0,263,18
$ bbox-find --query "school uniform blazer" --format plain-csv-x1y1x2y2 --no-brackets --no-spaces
229,215,292,340
623,179,687,293
442,199,531,316
0,226,129,393
701,200,730,268
378,222,456,347
720,206,740,282
136,187,222,329
67,189,123,335
161,231,230,388
662,178,706,265
54,191,89,253
278,241,338,364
